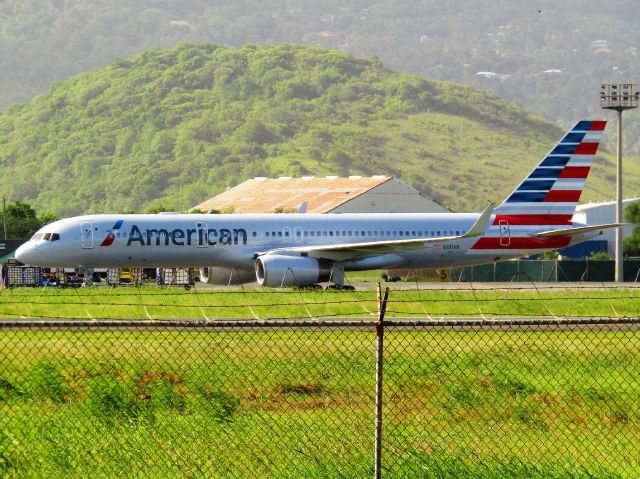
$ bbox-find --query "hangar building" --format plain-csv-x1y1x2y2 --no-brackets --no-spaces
572,197,640,256
193,176,450,214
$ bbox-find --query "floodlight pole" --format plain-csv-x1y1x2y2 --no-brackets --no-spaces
2,194,6,240
615,109,623,282
600,83,639,282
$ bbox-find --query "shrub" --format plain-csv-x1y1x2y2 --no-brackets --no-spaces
86,377,144,423
200,388,240,422
28,362,69,403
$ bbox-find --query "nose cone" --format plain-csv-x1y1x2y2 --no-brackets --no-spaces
15,243,37,265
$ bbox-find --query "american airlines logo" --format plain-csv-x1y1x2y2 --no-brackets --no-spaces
127,225,247,247
99,221,248,247
100,220,124,247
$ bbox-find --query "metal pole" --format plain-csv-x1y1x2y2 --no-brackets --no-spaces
615,110,623,282
374,283,389,479
2,194,6,240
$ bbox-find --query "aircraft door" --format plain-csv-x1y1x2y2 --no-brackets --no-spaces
81,222,94,249
499,220,511,247
294,227,304,243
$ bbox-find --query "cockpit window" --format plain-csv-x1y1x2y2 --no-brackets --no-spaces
33,232,60,241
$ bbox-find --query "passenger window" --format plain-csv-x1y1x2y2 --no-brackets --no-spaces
355,231,359,236
361,231,366,236
399,231,403,237
329,231,334,236
266,232,270,237
277,231,282,237
252,232,257,237
284,231,289,237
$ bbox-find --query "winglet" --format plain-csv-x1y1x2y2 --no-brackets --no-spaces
462,202,494,238
297,201,308,214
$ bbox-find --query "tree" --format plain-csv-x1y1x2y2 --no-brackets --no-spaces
3,201,59,239
589,251,613,261
623,201,640,256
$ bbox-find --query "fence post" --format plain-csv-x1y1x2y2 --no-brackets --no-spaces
374,282,389,479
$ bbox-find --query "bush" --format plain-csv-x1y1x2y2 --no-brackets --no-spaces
200,388,240,422
0,378,23,401
86,377,144,423
137,371,187,412
28,362,69,403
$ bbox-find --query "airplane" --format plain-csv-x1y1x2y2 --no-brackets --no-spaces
16,120,622,288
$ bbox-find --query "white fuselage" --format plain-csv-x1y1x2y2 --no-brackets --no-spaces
15,212,595,272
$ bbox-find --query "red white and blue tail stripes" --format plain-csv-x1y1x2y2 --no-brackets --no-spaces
470,120,606,252
493,120,606,225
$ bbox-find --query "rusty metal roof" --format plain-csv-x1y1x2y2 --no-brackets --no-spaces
193,176,393,213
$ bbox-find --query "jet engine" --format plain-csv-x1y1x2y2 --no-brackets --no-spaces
199,267,255,285
255,255,332,287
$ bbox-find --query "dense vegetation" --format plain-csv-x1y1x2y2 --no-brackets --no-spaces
1,0,639,151
1,201,58,240
1,322,638,476
1,42,635,216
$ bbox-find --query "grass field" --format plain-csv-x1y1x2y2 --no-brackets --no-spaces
0,327,638,478
1,285,640,319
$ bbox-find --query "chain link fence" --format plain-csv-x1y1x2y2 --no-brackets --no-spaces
1,291,639,477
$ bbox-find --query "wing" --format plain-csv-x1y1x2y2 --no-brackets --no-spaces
531,223,625,239
261,203,495,262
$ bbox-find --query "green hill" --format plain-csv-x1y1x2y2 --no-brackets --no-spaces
2,0,640,154
0,43,633,216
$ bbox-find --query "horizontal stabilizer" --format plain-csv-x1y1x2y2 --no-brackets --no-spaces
531,223,625,239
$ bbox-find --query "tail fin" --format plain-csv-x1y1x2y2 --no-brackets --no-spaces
493,120,606,225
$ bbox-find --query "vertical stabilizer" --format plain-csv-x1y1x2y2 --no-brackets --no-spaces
493,120,606,225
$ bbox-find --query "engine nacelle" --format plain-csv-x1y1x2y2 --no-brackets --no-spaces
255,255,332,287
199,267,255,285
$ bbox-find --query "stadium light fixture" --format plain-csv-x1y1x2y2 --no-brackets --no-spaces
600,82,639,282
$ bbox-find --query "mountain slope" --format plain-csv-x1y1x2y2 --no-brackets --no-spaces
1,0,640,154
0,43,631,216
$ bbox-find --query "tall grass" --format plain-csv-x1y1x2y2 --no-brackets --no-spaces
0,328,638,477
1,285,639,319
